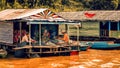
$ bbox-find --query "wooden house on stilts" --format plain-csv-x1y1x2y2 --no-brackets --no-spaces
57,11,120,41
0,9,80,58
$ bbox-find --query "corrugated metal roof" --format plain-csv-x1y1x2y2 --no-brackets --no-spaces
57,11,120,21
0,9,66,22
0,9,47,20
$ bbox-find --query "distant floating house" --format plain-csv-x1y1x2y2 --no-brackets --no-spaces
57,11,120,38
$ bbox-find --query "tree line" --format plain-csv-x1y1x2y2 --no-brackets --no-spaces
0,0,120,12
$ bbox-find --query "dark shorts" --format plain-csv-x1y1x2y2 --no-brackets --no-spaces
17,42,29,47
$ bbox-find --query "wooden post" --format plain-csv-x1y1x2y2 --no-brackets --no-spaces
29,24,31,46
77,24,79,43
28,23,32,58
39,24,41,45
65,24,68,32
67,24,69,44
117,22,119,31
77,23,80,51
99,21,101,37
108,21,111,37
19,22,22,43
117,22,119,38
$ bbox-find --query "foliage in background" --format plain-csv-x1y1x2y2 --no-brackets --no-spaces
0,0,120,11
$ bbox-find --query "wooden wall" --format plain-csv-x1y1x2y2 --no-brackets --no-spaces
0,22,13,43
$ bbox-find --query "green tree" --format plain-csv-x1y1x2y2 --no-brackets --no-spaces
61,0,70,6
117,0,120,9
13,0,23,9
0,0,6,10
0,0,119,12
90,0,119,10
18,0,25,8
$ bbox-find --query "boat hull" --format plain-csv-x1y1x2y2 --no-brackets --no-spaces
91,42,120,50
80,46,89,51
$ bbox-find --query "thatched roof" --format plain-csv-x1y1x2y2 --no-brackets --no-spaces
57,11,120,21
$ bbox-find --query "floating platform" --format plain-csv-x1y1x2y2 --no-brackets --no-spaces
0,41,81,58
13,45,73,58
0,42,16,53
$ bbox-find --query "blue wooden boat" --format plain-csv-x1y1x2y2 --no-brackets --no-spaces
79,42,90,51
91,42,120,50
80,46,89,51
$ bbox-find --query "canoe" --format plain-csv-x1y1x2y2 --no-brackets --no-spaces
80,46,89,51
79,42,90,51
91,42,120,50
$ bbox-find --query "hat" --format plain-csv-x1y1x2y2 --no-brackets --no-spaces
61,30,66,33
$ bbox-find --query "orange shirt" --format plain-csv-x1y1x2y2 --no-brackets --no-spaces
63,33,69,43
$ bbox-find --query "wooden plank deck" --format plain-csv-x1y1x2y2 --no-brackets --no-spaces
13,45,71,50
26,50,70,54
12,44,81,58
13,45,32,50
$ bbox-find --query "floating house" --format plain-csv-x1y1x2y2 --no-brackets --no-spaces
0,9,67,44
57,11,120,38
0,9,80,58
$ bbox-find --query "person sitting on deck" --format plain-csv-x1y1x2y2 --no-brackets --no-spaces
19,32,36,47
42,29,50,45
53,30,69,45
13,30,19,44
61,30,69,44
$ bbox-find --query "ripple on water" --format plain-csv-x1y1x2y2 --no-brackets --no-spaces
92,59,103,62
69,65,86,68
82,61,96,66
112,58,120,63
101,62,114,68
0,49,120,68
51,63,64,67
70,61,80,65
0,64,14,68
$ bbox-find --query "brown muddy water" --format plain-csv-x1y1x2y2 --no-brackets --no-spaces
0,49,120,68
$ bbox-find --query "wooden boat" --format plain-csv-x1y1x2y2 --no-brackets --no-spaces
80,46,90,51
91,42,120,50
71,42,90,51
79,42,90,51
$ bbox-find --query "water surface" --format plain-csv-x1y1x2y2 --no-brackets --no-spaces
0,49,120,68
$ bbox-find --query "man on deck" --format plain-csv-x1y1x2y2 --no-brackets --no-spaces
61,30,69,44
20,32,36,46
